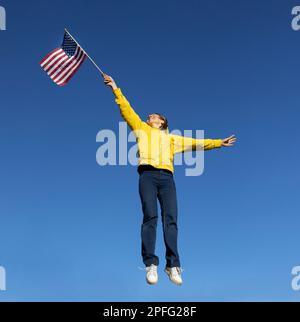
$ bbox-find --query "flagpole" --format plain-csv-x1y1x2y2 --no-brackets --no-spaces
64,28,105,76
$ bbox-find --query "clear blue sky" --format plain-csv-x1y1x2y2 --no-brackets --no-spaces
1,0,300,301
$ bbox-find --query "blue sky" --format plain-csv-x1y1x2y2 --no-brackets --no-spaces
0,0,300,301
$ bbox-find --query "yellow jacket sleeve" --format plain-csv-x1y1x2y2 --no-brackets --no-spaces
113,87,142,131
171,134,223,154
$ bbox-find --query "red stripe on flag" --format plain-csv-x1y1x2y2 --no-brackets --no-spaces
58,53,87,86
51,48,80,82
42,50,66,71
48,55,69,77
39,48,61,66
53,49,82,83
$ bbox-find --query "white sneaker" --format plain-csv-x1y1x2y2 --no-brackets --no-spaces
164,267,183,285
146,264,158,285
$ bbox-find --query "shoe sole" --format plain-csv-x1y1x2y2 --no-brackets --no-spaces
146,277,158,285
146,273,158,285
164,269,182,285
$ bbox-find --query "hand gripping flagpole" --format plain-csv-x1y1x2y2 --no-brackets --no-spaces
64,28,105,76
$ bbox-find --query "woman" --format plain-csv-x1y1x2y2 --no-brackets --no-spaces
103,74,236,285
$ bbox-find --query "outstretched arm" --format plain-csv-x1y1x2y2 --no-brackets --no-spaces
171,134,236,154
103,74,142,131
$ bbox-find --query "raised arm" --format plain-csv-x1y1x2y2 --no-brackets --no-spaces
103,74,142,131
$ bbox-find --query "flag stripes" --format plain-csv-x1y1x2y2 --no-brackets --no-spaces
39,31,87,86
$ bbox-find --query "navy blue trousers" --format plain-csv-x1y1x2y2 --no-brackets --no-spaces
138,168,181,268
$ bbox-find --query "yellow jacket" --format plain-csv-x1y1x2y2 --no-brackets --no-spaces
113,87,223,173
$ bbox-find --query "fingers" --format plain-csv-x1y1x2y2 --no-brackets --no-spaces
222,141,236,147
223,135,237,143
103,73,113,81
225,134,236,141
103,74,114,86
221,134,237,147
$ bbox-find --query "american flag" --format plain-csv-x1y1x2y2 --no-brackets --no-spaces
39,31,87,86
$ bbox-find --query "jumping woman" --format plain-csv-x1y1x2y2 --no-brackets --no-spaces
103,74,237,286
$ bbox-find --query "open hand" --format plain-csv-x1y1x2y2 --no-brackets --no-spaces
221,134,237,147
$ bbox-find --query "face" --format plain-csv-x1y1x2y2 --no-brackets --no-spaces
146,113,165,129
